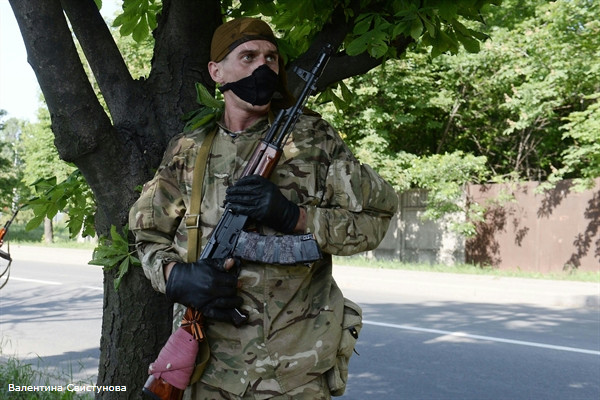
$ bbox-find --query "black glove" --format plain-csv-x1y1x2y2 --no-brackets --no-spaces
225,175,300,234
165,258,243,323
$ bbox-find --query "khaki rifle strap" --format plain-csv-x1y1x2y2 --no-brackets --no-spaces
185,127,218,262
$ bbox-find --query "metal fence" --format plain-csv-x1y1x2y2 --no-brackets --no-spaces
368,179,599,272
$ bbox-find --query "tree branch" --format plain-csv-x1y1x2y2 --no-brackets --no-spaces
9,0,111,163
9,0,143,231
149,0,221,135
287,2,414,96
60,0,135,124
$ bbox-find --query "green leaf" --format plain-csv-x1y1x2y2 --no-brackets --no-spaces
25,214,44,232
147,10,158,30
346,34,370,56
421,14,437,38
112,13,127,28
114,257,131,291
456,31,480,53
196,83,223,109
451,19,481,53
89,224,140,291
410,17,423,40
339,81,353,103
354,14,374,35
23,169,96,237
120,18,139,37
132,16,150,43
331,91,346,110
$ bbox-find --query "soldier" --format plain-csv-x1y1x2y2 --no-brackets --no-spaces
129,17,398,400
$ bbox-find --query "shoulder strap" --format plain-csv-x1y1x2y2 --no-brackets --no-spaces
185,127,218,262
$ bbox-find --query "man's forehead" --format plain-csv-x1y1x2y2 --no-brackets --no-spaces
231,40,278,54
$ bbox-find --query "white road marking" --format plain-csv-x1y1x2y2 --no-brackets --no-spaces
82,285,104,291
9,277,102,291
363,320,600,356
9,277,62,285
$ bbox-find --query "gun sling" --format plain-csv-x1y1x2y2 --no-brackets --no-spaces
185,127,218,263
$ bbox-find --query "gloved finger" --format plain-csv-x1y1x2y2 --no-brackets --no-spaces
205,257,237,274
235,174,267,187
202,304,246,323
222,257,241,274
202,307,233,322
223,257,236,271
225,192,261,205
209,296,244,310
207,284,238,298
227,203,258,216
226,175,270,194
213,265,238,280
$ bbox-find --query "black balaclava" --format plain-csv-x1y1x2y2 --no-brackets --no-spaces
218,64,279,106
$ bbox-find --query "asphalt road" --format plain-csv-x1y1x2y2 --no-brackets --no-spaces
1,245,599,399
337,269,600,400
0,246,102,384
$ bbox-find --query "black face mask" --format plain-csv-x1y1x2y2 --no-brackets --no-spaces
219,64,279,106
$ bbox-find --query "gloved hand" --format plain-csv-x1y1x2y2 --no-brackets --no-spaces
165,258,243,323
225,175,300,234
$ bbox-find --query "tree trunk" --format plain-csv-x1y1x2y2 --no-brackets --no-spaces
44,217,53,244
98,267,174,398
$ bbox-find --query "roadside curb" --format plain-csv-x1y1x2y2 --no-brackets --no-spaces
333,265,600,310
8,245,94,266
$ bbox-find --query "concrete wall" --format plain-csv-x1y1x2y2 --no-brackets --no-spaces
369,189,465,265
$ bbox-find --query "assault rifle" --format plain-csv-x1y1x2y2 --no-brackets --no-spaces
143,44,333,400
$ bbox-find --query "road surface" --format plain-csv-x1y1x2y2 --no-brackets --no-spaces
1,245,598,399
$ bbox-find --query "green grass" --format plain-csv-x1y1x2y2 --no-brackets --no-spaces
334,255,600,283
0,354,94,400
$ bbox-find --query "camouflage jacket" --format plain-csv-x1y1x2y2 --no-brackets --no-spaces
129,113,398,398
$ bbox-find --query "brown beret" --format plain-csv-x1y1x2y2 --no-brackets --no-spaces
211,18,278,62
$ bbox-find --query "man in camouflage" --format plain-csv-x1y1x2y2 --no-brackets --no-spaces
129,17,398,400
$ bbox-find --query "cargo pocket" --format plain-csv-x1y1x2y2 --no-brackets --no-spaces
326,298,363,396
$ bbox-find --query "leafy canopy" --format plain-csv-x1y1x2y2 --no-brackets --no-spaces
109,0,500,61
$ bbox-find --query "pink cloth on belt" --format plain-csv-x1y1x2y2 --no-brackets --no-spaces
148,327,199,390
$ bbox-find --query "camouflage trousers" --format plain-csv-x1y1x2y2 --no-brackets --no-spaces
183,374,331,400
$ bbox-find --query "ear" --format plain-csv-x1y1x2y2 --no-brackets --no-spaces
208,61,223,84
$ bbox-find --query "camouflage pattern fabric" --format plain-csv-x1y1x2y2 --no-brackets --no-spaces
183,373,330,400
129,113,398,398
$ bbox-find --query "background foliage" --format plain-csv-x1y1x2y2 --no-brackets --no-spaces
2,0,599,240
317,0,599,186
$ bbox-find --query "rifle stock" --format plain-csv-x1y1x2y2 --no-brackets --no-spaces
143,376,184,400
143,44,333,399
